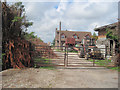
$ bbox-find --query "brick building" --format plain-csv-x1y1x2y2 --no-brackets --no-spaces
55,22,92,47
94,22,118,57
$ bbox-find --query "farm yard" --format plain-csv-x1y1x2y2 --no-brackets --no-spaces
1,49,119,88
1,68,118,88
1,1,120,89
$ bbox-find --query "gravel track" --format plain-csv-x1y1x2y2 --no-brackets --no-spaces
1,68,118,88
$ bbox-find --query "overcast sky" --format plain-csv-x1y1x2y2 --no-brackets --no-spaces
21,0,118,43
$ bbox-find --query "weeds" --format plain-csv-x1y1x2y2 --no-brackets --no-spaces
39,66,55,70
89,59,119,71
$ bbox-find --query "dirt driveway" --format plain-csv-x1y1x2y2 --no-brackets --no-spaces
1,68,118,88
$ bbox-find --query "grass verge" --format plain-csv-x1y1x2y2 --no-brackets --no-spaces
34,57,55,69
89,59,119,71
39,66,55,70
55,49,78,53
89,59,111,66
107,67,120,72
34,57,51,64
68,50,78,53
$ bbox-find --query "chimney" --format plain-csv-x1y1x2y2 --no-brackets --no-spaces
59,21,61,31
59,21,61,48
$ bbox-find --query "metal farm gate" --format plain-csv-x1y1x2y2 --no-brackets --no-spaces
33,45,117,68
34,45,66,68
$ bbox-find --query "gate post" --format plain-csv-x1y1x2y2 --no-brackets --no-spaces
93,59,95,67
67,47,68,67
49,46,51,65
64,46,66,67
64,46,68,67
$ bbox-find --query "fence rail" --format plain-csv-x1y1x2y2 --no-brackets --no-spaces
33,45,118,67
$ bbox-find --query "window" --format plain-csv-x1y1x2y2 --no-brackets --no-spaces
61,35,65,38
74,35,77,39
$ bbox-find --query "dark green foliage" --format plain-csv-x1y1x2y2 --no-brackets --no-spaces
2,2,34,70
24,32,43,42
106,30,118,41
92,32,98,40
2,2,33,39
52,38,55,46
89,59,111,66
23,22,33,28
12,16,23,22
93,32,97,36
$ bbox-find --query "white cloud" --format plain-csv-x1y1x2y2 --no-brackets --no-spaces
5,0,119,2
23,1,118,43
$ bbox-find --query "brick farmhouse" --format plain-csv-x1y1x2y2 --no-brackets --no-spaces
55,22,92,47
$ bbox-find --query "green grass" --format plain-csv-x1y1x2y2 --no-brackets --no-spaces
34,57,56,70
55,49,78,53
34,58,51,62
89,59,111,66
39,66,55,70
68,50,78,53
55,49,61,51
55,49,65,52
89,59,119,71
107,67,120,72
34,57,55,69
34,57,52,68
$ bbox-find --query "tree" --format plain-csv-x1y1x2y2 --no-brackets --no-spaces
52,38,55,46
92,32,98,40
2,2,33,40
24,32,43,42
93,32,96,37
2,2,34,70
106,29,118,42
105,28,119,67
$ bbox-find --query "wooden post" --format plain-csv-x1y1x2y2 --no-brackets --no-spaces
105,45,107,58
113,41,116,56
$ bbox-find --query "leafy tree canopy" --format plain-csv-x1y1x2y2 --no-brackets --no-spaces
24,32,43,42
106,29,118,41
92,32,98,40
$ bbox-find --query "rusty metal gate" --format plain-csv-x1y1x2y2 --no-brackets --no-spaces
34,45,117,68
34,45,66,68
64,47,96,67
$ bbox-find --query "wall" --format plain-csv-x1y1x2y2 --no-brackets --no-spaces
98,29,106,39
